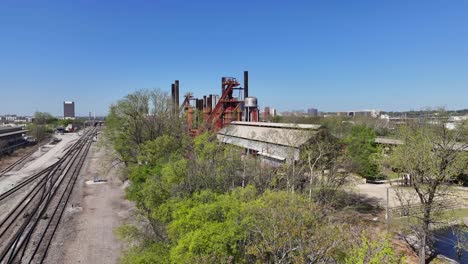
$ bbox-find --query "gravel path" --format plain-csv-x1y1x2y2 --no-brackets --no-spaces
354,183,398,207
46,136,134,264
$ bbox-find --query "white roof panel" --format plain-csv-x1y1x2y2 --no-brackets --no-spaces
230,121,321,130
218,122,320,148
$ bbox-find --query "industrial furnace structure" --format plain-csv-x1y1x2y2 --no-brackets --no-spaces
170,71,259,135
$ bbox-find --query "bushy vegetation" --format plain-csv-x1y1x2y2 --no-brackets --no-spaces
26,112,58,141
107,89,404,263
275,116,384,180
25,111,87,142
344,125,380,180
115,133,401,263
387,118,468,262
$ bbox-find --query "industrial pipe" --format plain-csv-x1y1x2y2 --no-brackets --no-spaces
244,71,248,99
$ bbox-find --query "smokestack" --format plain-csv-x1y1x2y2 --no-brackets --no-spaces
244,71,249,99
171,83,175,105
175,80,180,107
221,77,226,94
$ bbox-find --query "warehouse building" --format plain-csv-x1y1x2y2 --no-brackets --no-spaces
217,121,323,164
0,126,29,155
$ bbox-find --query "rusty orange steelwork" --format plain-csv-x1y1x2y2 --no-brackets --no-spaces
175,71,257,136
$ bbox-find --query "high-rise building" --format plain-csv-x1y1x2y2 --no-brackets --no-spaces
269,108,277,117
64,101,75,119
263,107,271,120
307,108,318,117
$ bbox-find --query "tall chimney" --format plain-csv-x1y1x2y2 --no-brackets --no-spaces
175,80,180,107
208,94,212,109
171,83,175,105
244,71,249,99
221,77,226,95
198,99,203,110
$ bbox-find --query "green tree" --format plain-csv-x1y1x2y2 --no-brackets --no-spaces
115,225,170,264
345,233,404,264
244,191,351,264
270,115,283,123
184,132,244,194
344,125,379,179
167,187,256,263
105,89,183,166
33,111,56,125
320,116,353,138
300,129,348,204
58,118,74,127
107,92,404,264
27,111,56,141
389,116,468,263
124,135,187,241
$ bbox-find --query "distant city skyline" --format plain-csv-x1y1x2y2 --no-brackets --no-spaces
1,0,467,116
0,104,467,118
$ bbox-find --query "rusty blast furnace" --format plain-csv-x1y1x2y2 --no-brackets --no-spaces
170,71,259,135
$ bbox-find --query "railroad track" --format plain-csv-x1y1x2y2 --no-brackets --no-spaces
0,128,96,264
0,134,89,202
0,147,38,177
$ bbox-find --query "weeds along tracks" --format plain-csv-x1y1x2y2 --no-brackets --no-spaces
0,132,91,237
0,148,38,177
0,128,95,263
0,128,96,264
0,130,93,202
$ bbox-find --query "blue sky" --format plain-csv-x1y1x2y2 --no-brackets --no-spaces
0,0,467,116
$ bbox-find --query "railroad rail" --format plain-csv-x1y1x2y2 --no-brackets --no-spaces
0,127,96,263
0,147,38,177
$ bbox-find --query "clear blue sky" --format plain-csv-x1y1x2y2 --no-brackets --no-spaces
1,0,467,116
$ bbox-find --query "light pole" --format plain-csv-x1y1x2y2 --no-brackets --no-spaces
386,186,390,230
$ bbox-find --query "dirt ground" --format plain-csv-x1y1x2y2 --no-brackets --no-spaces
354,183,400,207
354,182,468,209
0,137,53,173
0,144,34,170
0,134,79,207
46,135,134,264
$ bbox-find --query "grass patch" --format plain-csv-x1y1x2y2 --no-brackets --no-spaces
390,208,468,230
388,172,400,180
443,208,468,219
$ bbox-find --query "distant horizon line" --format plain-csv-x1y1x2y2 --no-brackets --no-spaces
1,107,467,118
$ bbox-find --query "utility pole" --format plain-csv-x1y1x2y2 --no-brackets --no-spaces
386,187,390,230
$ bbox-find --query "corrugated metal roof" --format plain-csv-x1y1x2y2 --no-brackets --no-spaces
218,122,319,148
230,121,322,130
0,129,29,138
217,134,300,161
0,126,23,133
257,151,286,161
375,137,404,145
453,143,468,151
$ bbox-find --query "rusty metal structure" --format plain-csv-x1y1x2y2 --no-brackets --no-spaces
171,71,259,135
